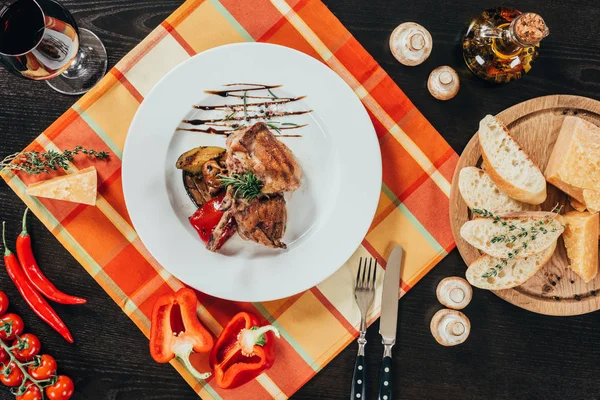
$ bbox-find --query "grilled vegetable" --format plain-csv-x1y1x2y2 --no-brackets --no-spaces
176,146,225,174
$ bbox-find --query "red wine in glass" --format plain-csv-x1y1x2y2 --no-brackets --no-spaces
0,0,107,95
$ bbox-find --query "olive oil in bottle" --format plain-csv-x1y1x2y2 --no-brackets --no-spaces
462,8,549,83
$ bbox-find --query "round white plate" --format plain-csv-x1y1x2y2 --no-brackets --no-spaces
123,43,381,302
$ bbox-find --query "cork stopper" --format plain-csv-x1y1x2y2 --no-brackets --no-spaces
512,13,549,45
389,22,432,66
427,66,460,101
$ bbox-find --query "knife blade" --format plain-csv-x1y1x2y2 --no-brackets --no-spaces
377,245,403,400
379,245,403,342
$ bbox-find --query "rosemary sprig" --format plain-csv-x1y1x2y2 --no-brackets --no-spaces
224,111,236,121
0,146,109,175
219,171,262,200
482,259,508,279
243,91,248,121
267,89,279,99
473,205,564,278
265,122,282,134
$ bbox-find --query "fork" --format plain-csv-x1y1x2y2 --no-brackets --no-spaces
350,257,377,400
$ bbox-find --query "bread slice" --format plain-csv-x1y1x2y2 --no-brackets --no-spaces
460,211,565,259
458,167,536,213
545,117,600,194
478,115,546,205
466,241,557,290
563,211,599,283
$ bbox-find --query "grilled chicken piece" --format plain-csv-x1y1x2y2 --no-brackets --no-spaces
226,122,302,194
234,195,287,249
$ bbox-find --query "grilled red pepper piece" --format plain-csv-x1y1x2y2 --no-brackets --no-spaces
149,288,213,381
17,209,86,305
2,222,74,343
189,195,226,243
209,312,280,389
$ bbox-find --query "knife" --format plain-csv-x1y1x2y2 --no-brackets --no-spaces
378,245,403,400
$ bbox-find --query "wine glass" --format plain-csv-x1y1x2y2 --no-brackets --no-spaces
0,0,108,95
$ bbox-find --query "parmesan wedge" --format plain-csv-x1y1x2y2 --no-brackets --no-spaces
583,189,600,214
545,117,600,198
563,211,599,283
26,167,97,206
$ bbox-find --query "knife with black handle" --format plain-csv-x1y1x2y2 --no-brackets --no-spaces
377,245,403,400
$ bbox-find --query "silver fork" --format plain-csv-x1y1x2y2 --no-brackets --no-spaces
350,257,377,400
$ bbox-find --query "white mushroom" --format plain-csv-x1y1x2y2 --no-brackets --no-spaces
436,276,472,310
389,22,432,66
427,66,460,100
430,309,470,346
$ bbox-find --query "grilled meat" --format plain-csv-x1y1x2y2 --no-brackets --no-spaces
234,195,287,249
226,122,302,194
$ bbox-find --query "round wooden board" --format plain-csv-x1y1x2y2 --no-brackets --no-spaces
450,95,600,316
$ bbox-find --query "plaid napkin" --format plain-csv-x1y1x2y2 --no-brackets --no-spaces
1,0,458,398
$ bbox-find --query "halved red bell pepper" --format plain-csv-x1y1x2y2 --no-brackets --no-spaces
149,288,213,381
209,312,280,389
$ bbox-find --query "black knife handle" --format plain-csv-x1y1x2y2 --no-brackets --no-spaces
350,354,366,399
377,344,393,400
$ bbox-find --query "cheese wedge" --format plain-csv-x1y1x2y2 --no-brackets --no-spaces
570,197,587,212
583,189,600,213
26,167,97,206
545,117,600,199
563,211,599,283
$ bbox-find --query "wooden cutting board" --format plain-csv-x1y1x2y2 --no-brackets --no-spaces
450,95,600,316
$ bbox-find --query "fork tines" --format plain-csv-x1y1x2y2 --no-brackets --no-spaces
355,257,378,290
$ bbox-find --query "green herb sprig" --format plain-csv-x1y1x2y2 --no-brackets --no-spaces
0,146,109,175
472,205,564,278
219,171,262,200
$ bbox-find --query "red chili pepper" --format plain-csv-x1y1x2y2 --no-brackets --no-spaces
17,209,86,305
2,222,74,343
189,195,226,243
209,312,280,389
149,288,213,381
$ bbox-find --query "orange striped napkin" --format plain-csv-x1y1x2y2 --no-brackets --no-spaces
1,0,458,398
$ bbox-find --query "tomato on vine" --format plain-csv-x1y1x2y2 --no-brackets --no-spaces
11,334,41,362
28,354,57,381
0,361,24,387
0,314,24,341
45,375,74,400
15,381,42,400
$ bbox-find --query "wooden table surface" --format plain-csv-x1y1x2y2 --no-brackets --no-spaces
1,0,600,399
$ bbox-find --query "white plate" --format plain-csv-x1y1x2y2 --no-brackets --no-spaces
122,43,381,302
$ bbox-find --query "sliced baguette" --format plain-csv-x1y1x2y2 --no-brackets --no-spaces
563,211,599,283
478,115,546,205
458,167,536,213
466,241,557,290
460,211,565,259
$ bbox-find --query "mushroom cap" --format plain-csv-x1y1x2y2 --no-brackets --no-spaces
427,66,460,101
436,276,472,310
389,22,433,66
430,309,470,346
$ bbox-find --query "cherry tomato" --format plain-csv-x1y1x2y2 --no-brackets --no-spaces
0,292,8,316
16,381,42,400
0,313,24,340
0,361,24,387
0,347,9,364
45,375,74,400
28,354,57,380
189,194,225,242
11,334,41,362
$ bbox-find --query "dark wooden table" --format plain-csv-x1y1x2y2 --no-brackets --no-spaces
1,0,600,399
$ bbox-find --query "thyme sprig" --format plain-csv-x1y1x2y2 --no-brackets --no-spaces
219,171,262,200
267,89,279,99
472,205,564,278
482,259,508,279
0,146,109,175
